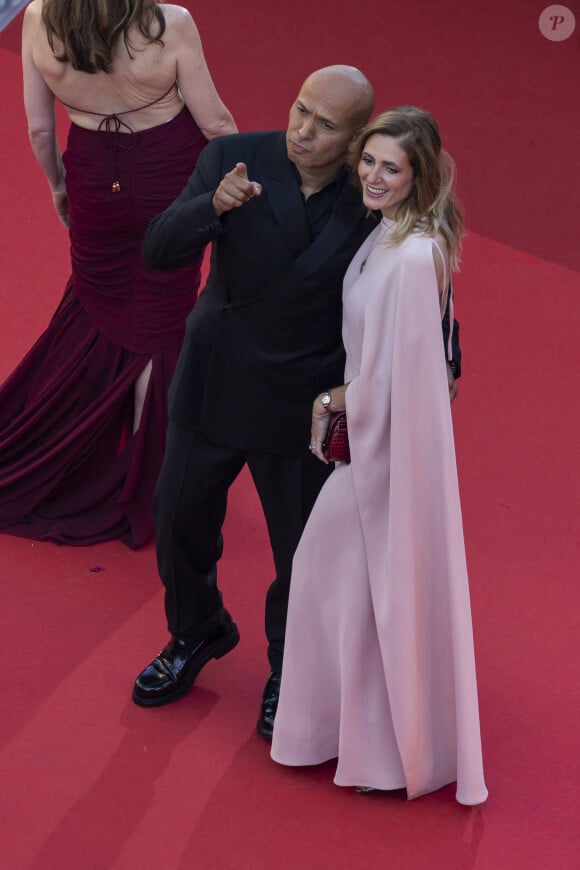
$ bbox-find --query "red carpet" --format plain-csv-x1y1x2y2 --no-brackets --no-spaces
1,2,579,868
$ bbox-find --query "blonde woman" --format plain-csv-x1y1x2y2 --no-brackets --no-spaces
272,107,488,805
0,1,237,547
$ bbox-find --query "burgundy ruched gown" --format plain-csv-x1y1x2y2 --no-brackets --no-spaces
0,108,206,548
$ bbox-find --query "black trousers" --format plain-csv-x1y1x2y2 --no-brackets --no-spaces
153,423,331,672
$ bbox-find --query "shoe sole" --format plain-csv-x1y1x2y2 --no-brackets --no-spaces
132,622,240,708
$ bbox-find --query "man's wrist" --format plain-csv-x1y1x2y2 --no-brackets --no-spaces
212,192,224,218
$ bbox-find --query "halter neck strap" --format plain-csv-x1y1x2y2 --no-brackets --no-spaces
60,81,178,130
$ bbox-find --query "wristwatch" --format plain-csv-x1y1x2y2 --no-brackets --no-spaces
320,390,332,411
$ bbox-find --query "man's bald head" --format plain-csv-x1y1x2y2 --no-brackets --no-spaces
302,66,375,129
286,66,374,189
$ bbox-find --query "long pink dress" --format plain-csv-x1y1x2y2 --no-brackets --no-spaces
271,219,488,805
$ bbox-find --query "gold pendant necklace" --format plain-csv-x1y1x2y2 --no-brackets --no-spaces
359,218,394,273
359,251,373,273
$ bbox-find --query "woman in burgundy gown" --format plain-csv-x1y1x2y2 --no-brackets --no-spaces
0,1,237,547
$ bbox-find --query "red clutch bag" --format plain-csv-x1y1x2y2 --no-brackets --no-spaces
322,411,350,463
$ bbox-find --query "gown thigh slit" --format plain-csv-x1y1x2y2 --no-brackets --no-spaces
0,108,206,548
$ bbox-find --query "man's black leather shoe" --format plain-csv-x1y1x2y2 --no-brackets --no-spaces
256,670,281,740
132,611,240,707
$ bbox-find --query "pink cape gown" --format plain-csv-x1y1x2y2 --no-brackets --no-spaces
0,108,206,548
271,220,488,805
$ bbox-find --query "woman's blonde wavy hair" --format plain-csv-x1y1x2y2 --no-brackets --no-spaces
42,0,166,74
350,106,464,269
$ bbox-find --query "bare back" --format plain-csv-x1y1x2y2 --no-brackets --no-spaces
23,2,236,136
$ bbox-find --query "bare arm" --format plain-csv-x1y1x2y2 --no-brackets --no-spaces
167,5,238,140
432,234,449,310
432,236,457,402
22,2,68,227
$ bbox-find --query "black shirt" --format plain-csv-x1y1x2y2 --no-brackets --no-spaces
295,165,350,242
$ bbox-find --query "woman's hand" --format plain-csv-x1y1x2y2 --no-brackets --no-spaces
308,385,348,463
52,186,69,229
309,400,332,463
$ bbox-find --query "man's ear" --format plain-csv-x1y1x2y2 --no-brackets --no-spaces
346,129,362,158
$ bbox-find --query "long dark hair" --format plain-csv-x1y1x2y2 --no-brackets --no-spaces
351,106,464,268
42,0,166,74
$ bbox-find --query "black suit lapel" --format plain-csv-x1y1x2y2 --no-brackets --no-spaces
259,136,312,258
259,136,371,280
291,179,370,280
261,175,313,258
227,138,375,311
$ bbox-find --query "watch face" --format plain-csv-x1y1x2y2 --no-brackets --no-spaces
321,392,331,407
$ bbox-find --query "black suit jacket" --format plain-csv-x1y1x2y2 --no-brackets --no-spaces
144,131,377,454
143,131,460,455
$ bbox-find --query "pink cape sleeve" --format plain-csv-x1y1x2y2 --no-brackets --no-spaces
344,236,488,805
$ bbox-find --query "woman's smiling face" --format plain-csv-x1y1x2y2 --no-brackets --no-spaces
358,134,414,219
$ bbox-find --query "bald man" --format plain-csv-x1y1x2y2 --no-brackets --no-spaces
132,67,456,736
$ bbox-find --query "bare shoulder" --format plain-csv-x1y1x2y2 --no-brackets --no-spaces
162,3,193,19
24,0,42,17
23,0,42,29
22,0,44,55
432,232,449,297
157,4,203,57
161,4,198,36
